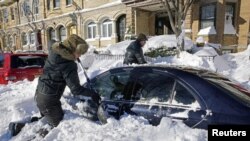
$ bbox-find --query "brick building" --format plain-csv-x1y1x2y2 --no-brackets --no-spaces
0,0,249,53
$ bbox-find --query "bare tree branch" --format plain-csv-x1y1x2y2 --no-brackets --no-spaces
162,0,177,34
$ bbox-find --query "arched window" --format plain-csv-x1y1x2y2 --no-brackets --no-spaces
9,36,13,47
59,26,66,41
4,36,8,48
30,32,35,44
87,22,96,39
33,0,39,14
22,33,27,45
102,19,112,38
48,28,55,41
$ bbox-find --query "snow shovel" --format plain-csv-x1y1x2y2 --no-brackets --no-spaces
76,58,100,121
77,58,110,125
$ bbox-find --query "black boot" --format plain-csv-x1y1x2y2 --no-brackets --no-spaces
8,122,25,136
37,128,49,138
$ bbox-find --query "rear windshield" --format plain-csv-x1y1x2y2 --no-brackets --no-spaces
11,55,46,68
206,78,250,107
0,54,4,68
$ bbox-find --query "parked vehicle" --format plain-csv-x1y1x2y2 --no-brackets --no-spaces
0,52,47,84
85,65,250,129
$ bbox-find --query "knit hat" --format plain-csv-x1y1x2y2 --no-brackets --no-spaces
137,33,148,41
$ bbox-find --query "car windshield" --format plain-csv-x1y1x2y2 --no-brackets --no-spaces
11,55,46,68
206,78,250,107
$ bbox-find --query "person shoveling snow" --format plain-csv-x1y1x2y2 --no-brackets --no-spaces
9,34,101,138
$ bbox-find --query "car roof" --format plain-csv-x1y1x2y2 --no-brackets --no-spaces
113,64,230,81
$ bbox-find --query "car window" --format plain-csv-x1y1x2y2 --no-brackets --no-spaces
206,78,250,107
11,55,46,68
92,71,131,100
0,55,4,68
137,71,175,103
171,81,200,107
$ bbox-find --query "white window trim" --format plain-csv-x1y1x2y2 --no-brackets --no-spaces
101,20,112,38
87,23,97,39
30,32,35,45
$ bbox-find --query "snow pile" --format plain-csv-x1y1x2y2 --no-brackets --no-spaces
198,26,217,35
104,35,194,55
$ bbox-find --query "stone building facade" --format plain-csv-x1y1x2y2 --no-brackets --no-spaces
123,0,250,53
0,0,250,53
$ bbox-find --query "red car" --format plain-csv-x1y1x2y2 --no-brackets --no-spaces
0,53,47,84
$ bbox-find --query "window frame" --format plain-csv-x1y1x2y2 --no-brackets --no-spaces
53,0,60,8
225,2,236,26
49,28,56,41
33,0,39,15
102,19,112,38
87,22,97,39
47,0,50,10
10,7,15,20
30,32,35,45
23,0,30,16
170,80,200,108
59,26,66,41
199,3,217,29
66,0,72,6
22,33,28,45
3,8,8,23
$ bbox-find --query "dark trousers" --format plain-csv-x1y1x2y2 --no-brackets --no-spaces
35,92,64,127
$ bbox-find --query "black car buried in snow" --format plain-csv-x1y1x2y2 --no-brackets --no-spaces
84,65,250,129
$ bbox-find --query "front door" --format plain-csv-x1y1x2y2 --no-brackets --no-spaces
155,15,174,35
116,15,126,42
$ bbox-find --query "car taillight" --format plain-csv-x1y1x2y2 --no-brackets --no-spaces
4,73,17,81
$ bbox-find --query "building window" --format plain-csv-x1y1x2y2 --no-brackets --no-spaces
226,3,236,26
0,11,2,22
59,26,66,41
53,0,60,8
200,3,216,29
47,0,50,10
10,8,15,20
20,2,23,16
5,36,9,48
49,28,56,41
22,33,28,45
33,0,39,14
3,9,8,23
102,19,112,38
23,0,30,15
30,32,35,44
9,36,13,47
66,0,72,6
87,22,96,39
69,25,77,35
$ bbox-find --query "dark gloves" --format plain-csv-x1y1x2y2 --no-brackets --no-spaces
82,88,101,105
